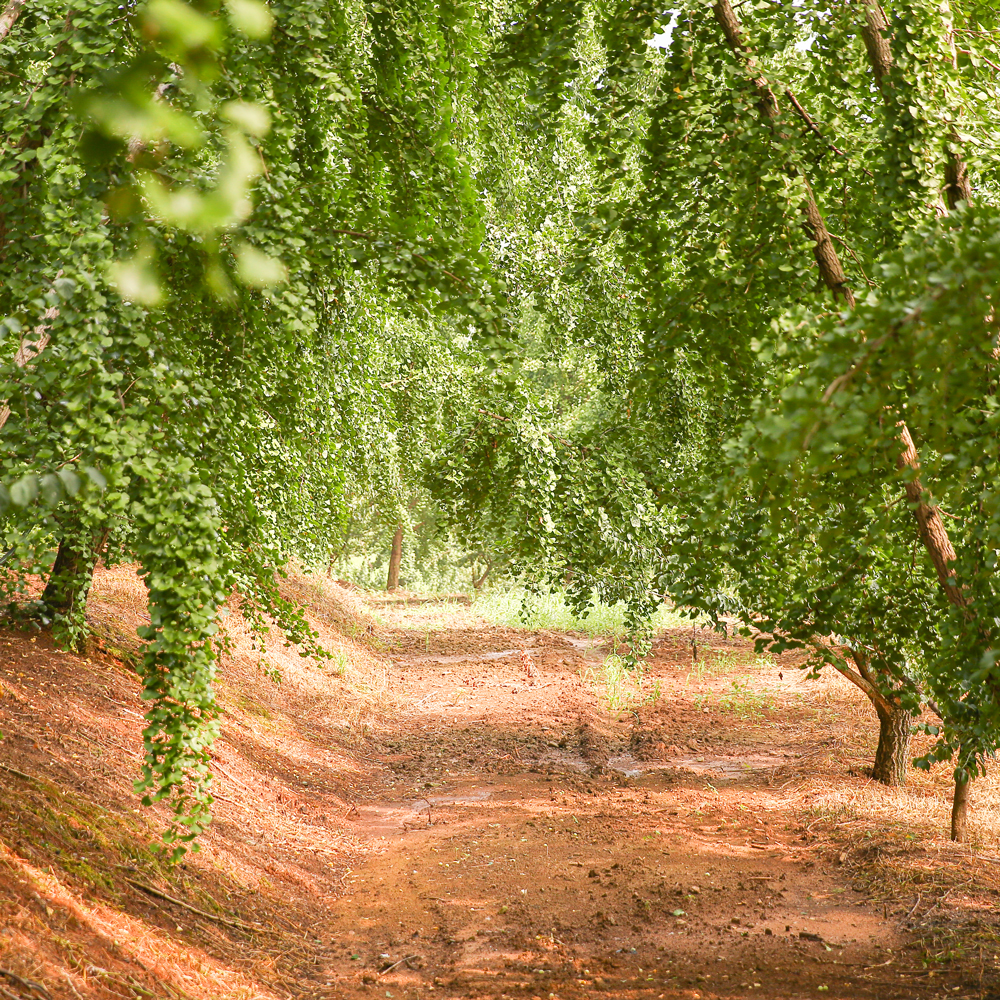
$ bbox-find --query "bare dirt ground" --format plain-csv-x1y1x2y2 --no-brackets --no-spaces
2,574,1000,1000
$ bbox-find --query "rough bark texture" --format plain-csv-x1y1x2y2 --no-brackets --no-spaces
872,701,911,786
712,0,855,307
860,1,893,86
0,0,25,42
896,424,969,613
386,525,403,592
41,536,96,617
951,770,970,842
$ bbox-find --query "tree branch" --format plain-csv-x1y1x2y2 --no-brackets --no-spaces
0,0,25,43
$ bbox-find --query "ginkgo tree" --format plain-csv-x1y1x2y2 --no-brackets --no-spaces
0,0,509,855
576,0,1000,834
432,0,1000,840
4,0,1000,853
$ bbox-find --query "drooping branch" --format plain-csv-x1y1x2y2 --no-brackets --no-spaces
809,636,893,714
712,0,855,308
853,0,974,614
859,0,971,209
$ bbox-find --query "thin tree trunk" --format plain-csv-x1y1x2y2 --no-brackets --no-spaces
952,763,970,842
712,0,855,307
896,425,969,613
472,555,491,591
386,525,403,592
860,1,893,87
41,535,96,617
872,700,911,786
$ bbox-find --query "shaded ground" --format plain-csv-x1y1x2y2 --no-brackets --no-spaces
2,577,1000,1000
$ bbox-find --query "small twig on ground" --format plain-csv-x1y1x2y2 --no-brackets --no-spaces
124,879,256,932
904,893,922,921
378,955,420,976
0,762,37,783
60,975,85,1000
211,758,257,797
0,971,50,1000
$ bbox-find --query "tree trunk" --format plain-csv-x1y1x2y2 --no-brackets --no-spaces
386,525,403,592
41,535,97,617
0,0,25,43
872,701,911,786
472,556,491,591
951,768,970,842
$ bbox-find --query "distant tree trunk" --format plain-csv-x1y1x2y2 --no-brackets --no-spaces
386,525,403,591
41,534,98,617
952,753,971,842
472,555,491,591
872,700,911,787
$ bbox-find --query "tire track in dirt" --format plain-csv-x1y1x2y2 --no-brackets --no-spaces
316,603,975,999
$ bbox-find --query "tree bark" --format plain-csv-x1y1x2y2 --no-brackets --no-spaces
472,556,491,591
860,1,893,87
872,700,911,786
386,525,403,592
0,0,25,42
896,425,969,613
41,535,97,617
951,766,970,842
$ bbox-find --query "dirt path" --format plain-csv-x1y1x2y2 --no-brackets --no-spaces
2,585,994,1000
319,601,975,1000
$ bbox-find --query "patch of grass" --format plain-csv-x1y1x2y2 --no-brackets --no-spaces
329,648,349,677
475,587,698,638
718,678,775,719
689,648,773,681
581,654,663,715
694,678,776,720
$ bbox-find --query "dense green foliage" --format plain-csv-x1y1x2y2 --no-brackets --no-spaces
3,0,1000,846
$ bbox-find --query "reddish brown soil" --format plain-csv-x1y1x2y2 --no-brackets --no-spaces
1,586,998,1000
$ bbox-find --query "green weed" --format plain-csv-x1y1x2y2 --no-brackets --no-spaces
475,587,698,639
330,648,349,677
689,649,772,681
581,653,663,715
718,679,775,719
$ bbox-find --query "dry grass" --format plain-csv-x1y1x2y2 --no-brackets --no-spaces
0,562,405,1000
84,562,401,731
675,647,1000,973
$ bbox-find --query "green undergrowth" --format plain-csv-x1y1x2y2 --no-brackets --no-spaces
688,648,774,680
581,654,664,715
474,587,696,638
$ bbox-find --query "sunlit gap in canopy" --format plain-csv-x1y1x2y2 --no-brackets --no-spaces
647,8,679,51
